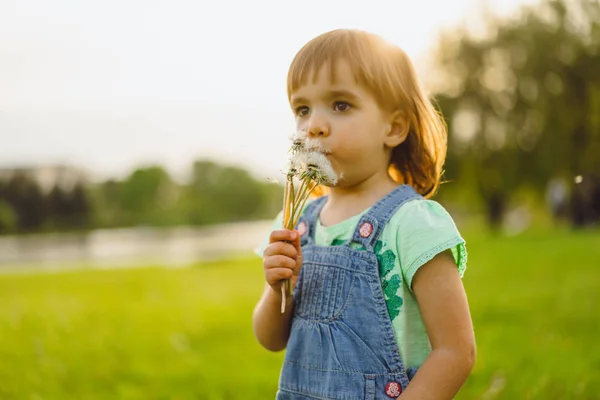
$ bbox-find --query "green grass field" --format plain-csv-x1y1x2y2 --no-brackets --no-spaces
0,228,598,399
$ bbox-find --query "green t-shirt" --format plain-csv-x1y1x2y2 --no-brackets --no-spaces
255,197,467,368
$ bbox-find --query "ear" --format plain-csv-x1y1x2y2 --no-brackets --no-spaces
384,110,410,148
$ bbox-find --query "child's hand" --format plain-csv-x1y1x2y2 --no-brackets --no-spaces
262,229,303,294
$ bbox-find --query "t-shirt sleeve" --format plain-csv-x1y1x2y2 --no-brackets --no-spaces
253,210,283,257
395,199,468,291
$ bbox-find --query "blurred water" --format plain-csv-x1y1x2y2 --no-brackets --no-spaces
0,220,271,273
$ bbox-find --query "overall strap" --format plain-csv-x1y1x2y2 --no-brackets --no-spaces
296,195,328,246
350,184,422,251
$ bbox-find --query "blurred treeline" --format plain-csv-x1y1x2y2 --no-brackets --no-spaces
0,161,283,235
1,0,599,235
433,0,600,229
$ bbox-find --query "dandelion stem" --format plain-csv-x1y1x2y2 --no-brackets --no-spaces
283,177,293,226
281,284,286,312
292,180,318,228
288,179,295,226
290,177,310,222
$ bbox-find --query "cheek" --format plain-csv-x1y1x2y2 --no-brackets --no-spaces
335,117,370,142
337,123,376,149
333,138,368,162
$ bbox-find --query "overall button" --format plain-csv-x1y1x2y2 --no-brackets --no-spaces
297,221,307,236
385,381,402,398
359,222,373,238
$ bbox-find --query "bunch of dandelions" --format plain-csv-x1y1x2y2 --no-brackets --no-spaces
280,131,338,313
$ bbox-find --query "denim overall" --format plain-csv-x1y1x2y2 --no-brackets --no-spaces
277,184,423,400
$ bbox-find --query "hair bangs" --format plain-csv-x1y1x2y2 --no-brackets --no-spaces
287,30,406,112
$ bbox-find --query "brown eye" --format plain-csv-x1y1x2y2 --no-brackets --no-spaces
333,101,351,112
295,106,309,117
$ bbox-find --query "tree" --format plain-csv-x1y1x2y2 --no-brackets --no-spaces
0,199,17,234
119,166,180,226
1,172,47,232
431,0,600,228
183,160,283,226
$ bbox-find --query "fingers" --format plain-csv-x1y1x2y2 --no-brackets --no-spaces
263,255,296,287
269,229,298,243
264,266,295,287
268,229,303,254
263,241,298,259
263,254,297,270
263,229,304,288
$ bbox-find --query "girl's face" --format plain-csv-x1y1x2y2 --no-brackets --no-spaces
290,60,401,188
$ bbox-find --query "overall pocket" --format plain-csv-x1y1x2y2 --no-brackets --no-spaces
295,262,355,322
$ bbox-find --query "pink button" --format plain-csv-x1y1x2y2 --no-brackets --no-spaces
297,222,307,236
359,222,373,238
385,381,402,398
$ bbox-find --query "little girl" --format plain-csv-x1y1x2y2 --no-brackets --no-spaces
253,29,476,400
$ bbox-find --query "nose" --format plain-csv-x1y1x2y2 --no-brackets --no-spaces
307,109,330,138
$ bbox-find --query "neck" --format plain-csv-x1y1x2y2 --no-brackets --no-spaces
319,169,400,226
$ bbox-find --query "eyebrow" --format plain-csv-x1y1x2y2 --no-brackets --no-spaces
290,89,360,106
325,89,360,102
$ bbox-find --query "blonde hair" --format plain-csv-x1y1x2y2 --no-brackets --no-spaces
287,29,447,198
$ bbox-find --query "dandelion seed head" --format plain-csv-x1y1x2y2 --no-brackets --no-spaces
291,150,308,167
318,161,338,186
285,159,300,178
290,130,308,142
284,130,337,185
305,152,337,185
305,152,328,168
305,139,328,154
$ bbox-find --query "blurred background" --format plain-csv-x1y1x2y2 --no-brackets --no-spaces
0,0,598,398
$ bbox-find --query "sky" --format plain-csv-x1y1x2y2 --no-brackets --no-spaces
0,0,539,183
